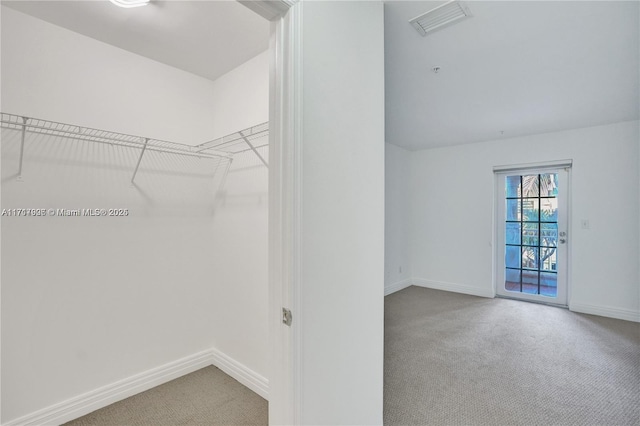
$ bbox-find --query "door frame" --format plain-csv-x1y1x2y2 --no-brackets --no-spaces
239,1,301,424
267,2,302,425
493,160,573,307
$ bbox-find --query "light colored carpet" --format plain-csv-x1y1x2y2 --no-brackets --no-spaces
64,366,267,426
384,286,640,426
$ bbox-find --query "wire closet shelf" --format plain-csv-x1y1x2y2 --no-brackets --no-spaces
0,112,269,183
195,122,269,167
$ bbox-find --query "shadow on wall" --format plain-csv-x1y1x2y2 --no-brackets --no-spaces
1,127,232,217
213,135,268,210
0,114,269,423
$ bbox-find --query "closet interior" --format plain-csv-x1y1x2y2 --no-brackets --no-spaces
0,2,271,425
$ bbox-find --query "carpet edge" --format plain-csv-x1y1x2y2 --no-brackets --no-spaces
570,301,640,323
413,278,495,298
210,348,269,400
3,350,213,426
384,279,413,296
2,347,269,426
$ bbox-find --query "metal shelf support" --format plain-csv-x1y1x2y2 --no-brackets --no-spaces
240,132,268,168
17,116,28,181
130,138,149,185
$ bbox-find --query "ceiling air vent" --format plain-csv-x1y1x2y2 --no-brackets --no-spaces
409,1,472,36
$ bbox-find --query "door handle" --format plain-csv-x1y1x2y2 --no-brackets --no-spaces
559,238,567,244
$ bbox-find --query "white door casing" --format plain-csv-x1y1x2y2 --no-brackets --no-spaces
238,1,301,425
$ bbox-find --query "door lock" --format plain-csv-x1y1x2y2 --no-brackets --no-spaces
559,231,567,244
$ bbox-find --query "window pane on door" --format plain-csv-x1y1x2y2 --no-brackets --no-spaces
506,176,521,197
522,223,539,246
521,246,538,269
504,173,559,298
540,272,558,297
506,199,519,221
522,199,539,222
541,198,558,222
541,223,557,247
506,222,521,244
505,246,521,268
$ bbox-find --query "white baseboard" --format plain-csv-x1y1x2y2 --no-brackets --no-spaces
210,347,269,400
413,278,495,298
384,278,413,296
3,348,269,426
3,350,214,426
409,278,639,323
570,302,640,323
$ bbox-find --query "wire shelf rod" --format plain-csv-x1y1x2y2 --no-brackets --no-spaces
0,113,233,160
195,122,268,153
231,143,269,155
14,127,228,161
0,113,266,187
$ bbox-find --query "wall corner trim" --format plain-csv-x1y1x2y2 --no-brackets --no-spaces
209,347,269,400
569,302,640,323
413,278,495,299
384,279,413,296
2,348,268,426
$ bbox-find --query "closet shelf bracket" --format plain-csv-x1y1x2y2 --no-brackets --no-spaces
193,122,268,166
240,131,268,168
130,138,149,185
17,116,28,182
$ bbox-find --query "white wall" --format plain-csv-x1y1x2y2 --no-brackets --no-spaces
0,7,218,144
409,120,640,321
208,51,269,378
299,2,385,424
209,52,269,139
1,6,268,424
385,143,411,292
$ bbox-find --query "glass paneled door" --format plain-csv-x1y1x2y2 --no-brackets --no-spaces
496,168,569,305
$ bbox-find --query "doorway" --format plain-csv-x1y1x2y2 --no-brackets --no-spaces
495,166,570,306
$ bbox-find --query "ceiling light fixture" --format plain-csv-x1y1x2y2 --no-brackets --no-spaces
109,0,150,8
409,1,472,36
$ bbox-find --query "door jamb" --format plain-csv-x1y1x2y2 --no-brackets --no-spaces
239,1,301,424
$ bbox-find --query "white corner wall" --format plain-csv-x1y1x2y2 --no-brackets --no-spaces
385,143,412,294
300,1,385,424
207,50,269,381
0,7,218,144
209,51,269,138
409,120,640,321
1,6,269,424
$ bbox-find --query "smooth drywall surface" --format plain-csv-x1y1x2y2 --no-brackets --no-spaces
410,120,640,319
0,6,217,144
301,1,385,424
1,6,268,423
209,51,269,139
210,153,269,378
207,50,269,379
385,143,412,288
0,129,224,424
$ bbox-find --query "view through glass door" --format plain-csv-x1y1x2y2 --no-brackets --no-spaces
496,167,569,305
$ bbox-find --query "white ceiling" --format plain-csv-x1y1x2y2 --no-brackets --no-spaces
4,1,638,150
385,1,640,149
2,0,270,82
